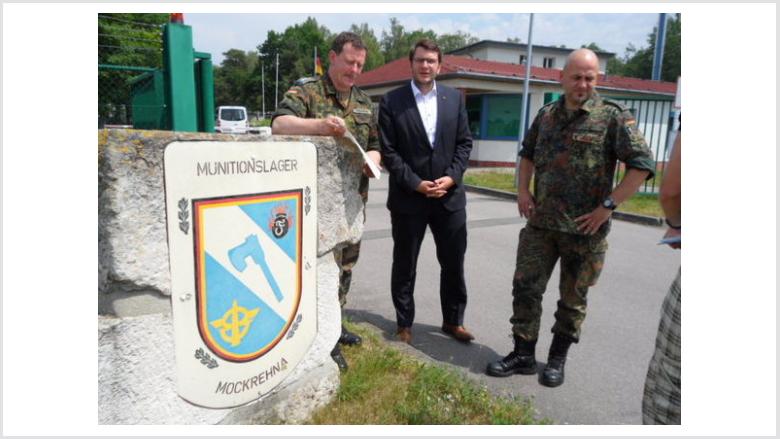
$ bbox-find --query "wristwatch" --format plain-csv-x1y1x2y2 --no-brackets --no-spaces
602,196,618,210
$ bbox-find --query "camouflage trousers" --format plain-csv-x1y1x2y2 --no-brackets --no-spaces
510,225,607,342
335,241,361,307
335,176,369,308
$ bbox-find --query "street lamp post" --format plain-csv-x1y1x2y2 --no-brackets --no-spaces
515,13,534,188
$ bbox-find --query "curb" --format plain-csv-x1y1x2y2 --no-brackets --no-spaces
464,184,663,227
611,210,664,227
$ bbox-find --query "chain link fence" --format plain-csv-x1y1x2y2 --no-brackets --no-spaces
98,13,166,127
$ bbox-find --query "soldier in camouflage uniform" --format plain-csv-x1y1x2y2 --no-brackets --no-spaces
486,49,655,387
272,32,382,371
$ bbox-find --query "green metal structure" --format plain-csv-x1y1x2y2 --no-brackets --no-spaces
162,22,198,131
194,51,215,133
129,69,168,130
99,18,214,132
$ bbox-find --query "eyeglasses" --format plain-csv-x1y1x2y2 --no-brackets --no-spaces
413,57,439,65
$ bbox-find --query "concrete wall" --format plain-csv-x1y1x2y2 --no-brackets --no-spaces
469,139,519,166
98,129,367,424
485,46,515,63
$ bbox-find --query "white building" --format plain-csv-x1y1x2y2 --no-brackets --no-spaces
447,40,614,73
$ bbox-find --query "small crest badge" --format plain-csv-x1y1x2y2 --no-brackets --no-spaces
269,204,292,239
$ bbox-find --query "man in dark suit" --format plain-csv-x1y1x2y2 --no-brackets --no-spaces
378,39,474,344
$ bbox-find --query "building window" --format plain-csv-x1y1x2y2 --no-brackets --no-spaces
485,95,522,138
544,92,562,105
466,96,482,138
466,94,524,140
543,57,555,68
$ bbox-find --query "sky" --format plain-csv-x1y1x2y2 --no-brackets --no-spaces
186,13,663,66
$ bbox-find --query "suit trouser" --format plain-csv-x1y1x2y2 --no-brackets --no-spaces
390,203,468,328
510,225,607,343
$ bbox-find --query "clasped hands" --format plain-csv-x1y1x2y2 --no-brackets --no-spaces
416,177,454,198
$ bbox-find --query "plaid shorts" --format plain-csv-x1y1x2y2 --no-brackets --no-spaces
642,268,681,424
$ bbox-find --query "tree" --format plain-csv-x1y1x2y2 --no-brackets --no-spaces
607,43,635,76
98,13,167,68
380,17,410,62
380,17,477,62
380,17,438,62
608,14,681,81
256,17,331,111
350,23,385,71
660,14,681,82
98,13,168,124
506,37,522,43
437,31,479,53
213,49,258,108
581,42,605,51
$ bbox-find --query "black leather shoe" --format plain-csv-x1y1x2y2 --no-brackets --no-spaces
339,325,362,346
330,345,348,371
540,355,566,387
486,351,537,377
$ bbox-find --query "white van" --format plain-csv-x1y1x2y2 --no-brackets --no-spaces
215,106,248,134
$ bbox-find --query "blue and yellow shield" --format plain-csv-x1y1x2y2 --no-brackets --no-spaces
193,190,302,362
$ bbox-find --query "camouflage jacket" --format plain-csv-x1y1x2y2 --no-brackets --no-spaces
519,93,655,235
272,74,379,153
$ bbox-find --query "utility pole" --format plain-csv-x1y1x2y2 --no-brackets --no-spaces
261,60,266,118
515,13,534,188
275,52,279,111
652,13,667,81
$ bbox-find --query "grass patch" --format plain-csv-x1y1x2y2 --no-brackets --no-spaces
464,169,517,192
307,322,548,425
249,118,272,127
464,170,663,217
615,193,663,217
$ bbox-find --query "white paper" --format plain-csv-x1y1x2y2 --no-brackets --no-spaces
658,235,681,245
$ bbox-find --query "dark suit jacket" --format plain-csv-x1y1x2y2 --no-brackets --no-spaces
378,83,473,214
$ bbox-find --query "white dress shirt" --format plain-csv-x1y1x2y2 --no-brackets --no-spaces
411,80,438,148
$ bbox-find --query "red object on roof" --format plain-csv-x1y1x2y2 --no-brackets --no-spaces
356,55,677,95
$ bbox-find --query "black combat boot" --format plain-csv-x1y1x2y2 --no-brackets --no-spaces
541,333,574,388
338,325,362,346
486,336,537,377
330,345,348,371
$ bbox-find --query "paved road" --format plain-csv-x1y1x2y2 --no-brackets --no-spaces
344,173,681,425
